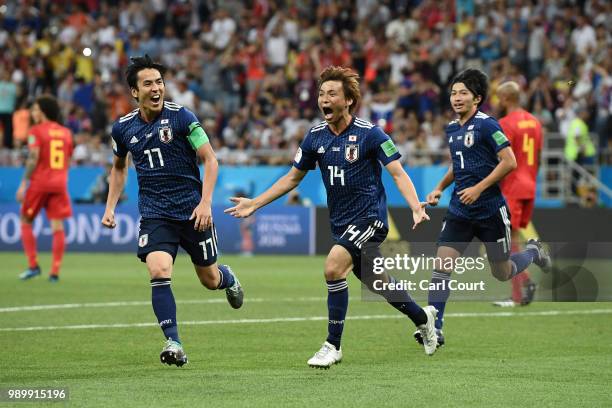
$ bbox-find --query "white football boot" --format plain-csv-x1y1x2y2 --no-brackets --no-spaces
307,341,343,369
416,305,439,356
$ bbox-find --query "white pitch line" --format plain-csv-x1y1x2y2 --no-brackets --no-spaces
0,297,327,313
1,309,611,333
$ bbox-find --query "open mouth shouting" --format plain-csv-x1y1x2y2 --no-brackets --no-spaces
322,106,334,120
150,94,162,107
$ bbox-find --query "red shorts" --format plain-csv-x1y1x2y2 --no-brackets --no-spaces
21,188,72,219
505,197,534,230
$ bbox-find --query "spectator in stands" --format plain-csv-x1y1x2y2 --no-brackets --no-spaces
211,8,236,50
0,0,609,170
0,68,17,148
565,105,596,166
12,100,30,146
571,14,597,57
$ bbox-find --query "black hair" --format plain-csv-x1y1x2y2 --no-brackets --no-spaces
35,94,61,123
125,54,166,92
450,68,489,107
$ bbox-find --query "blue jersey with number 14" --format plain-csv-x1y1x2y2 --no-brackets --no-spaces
293,116,401,237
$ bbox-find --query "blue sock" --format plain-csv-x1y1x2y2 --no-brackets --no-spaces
216,265,235,289
326,279,348,350
510,248,538,277
428,270,451,330
383,276,427,326
151,278,179,343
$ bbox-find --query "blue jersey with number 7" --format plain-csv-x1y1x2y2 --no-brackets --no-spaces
446,110,511,220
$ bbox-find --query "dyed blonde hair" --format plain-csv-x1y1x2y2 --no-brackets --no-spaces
318,66,361,114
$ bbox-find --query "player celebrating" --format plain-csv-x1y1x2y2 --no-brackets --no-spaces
102,55,243,367
17,95,73,282
225,66,439,368
494,81,543,307
414,69,551,348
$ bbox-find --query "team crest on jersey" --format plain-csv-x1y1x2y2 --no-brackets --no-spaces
138,234,148,247
159,126,173,143
464,131,474,147
345,144,359,163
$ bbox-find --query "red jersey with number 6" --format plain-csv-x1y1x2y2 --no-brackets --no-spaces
27,121,73,192
499,110,542,199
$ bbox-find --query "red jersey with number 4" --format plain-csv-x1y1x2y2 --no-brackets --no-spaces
28,121,73,192
499,110,542,199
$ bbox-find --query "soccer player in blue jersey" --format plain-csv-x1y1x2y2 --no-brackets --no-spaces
101,55,243,367
413,68,551,349
225,66,439,368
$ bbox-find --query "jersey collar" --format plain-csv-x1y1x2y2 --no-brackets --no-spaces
327,115,355,137
138,106,164,124
459,109,480,128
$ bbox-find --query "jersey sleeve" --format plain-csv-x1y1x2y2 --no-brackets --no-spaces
110,122,128,158
179,107,209,150
293,131,317,171
483,118,510,153
498,117,514,146
370,126,401,165
536,120,543,153
65,129,74,160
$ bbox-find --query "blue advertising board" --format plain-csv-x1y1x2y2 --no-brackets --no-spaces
0,204,314,255
1,165,585,208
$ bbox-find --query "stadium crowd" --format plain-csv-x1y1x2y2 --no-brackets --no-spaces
0,0,610,167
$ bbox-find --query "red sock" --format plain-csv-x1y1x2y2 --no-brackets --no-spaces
21,223,38,268
51,230,66,276
511,272,529,303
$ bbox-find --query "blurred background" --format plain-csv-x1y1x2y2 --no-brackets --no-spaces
0,0,611,254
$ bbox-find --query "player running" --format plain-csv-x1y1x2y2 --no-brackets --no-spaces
414,69,551,348
494,81,543,307
225,66,439,368
102,55,243,367
17,95,73,283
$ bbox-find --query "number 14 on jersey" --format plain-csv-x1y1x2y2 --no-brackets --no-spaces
327,166,345,186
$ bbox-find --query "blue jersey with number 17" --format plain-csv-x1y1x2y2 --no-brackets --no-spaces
111,102,207,221
293,116,401,237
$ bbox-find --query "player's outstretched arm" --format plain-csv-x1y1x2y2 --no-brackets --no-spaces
458,146,517,205
427,164,454,206
102,155,128,229
191,143,218,231
385,160,430,229
225,167,307,218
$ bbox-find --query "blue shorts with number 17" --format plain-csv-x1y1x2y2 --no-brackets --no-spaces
137,218,219,266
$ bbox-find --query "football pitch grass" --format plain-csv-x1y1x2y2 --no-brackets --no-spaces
1,252,611,407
